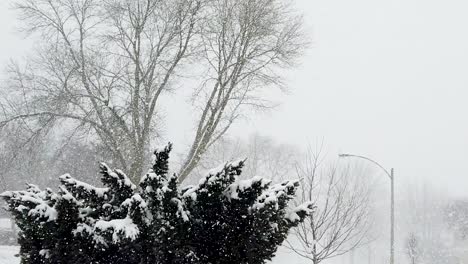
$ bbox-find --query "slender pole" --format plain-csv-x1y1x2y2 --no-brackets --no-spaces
390,168,395,264
367,244,372,264
338,154,396,264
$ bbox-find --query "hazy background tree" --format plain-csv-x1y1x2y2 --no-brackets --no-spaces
0,122,108,190
193,133,298,181
402,180,460,264
445,199,468,241
0,124,52,190
405,233,421,264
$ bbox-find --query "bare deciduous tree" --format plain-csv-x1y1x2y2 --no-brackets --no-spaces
0,0,306,183
178,0,306,181
287,145,373,264
1,0,202,182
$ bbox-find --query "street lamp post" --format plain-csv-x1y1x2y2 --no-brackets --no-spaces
338,154,395,264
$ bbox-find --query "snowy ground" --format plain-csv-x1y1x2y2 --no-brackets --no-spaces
0,246,307,264
0,246,18,263
0,245,307,264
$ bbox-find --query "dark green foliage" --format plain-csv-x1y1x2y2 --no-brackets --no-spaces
2,143,313,264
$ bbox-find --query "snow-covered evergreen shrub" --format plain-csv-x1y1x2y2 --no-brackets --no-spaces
2,143,313,264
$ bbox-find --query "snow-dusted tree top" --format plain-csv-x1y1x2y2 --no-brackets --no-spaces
2,143,313,264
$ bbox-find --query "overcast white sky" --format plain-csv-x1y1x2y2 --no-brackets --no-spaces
234,0,468,197
1,0,468,197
